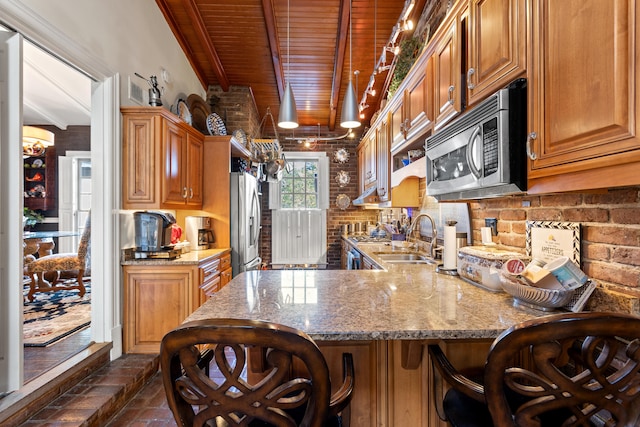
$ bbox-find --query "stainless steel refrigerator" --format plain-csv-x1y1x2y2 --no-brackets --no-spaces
230,172,262,277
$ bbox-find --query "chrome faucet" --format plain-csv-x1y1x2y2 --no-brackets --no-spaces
406,213,439,259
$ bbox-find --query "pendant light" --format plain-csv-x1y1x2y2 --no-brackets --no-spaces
340,0,361,129
278,0,299,129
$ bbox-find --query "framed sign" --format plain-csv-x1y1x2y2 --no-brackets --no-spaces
526,221,581,265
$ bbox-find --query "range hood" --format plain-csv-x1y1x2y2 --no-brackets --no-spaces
352,186,380,206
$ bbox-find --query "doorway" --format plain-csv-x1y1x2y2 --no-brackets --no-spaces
0,12,120,394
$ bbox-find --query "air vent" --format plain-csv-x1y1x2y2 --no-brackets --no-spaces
128,76,144,105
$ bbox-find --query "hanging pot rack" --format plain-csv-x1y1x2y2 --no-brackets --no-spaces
250,107,282,163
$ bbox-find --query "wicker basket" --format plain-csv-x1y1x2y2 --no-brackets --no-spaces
499,273,575,311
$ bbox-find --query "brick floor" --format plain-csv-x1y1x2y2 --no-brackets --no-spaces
106,373,175,426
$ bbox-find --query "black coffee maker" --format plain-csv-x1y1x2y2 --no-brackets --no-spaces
133,211,176,252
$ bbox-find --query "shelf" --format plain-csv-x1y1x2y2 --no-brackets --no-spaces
391,156,426,188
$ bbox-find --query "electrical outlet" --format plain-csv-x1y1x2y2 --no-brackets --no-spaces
485,218,498,236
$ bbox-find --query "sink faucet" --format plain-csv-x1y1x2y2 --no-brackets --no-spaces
406,213,439,259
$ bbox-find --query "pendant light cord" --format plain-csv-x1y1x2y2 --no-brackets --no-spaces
287,0,290,81
349,0,352,80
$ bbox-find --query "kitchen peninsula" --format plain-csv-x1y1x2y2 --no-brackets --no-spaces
185,249,547,426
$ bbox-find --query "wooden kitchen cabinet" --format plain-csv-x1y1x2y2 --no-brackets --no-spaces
198,251,232,305
433,3,463,130
464,0,527,107
376,114,391,203
123,264,196,354
121,107,204,209
357,133,377,192
527,0,640,193
390,52,435,151
123,250,232,353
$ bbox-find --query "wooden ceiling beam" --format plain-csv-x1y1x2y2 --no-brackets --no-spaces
262,0,285,100
329,0,350,131
181,0,229,90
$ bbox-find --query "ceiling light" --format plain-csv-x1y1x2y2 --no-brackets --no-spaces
402,19,414,31
23,126,54,156
278,0,298,129
340,0,361,129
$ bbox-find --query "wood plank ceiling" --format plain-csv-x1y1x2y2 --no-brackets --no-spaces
156,0,424,140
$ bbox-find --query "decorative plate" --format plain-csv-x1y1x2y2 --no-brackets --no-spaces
233,129,249,147
176,99,192,125
186,94,211,134
335,170,350,187
336,194,350,210
206,112,227,136
333,148,350,164
32,159,44,168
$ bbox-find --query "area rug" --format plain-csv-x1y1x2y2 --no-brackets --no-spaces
23,279,91,347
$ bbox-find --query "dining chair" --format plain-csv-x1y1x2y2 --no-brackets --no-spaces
160,318,355,427
25,214,91,302
428,311,640,427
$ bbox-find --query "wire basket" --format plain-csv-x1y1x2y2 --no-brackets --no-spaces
499,273,576,311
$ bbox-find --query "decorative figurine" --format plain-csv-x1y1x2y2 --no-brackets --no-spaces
135,72,163,106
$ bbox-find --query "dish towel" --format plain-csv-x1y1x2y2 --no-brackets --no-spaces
351,251,361,269
347,251,354,270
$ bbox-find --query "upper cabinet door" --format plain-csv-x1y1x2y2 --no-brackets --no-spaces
466,0,527,106
434,10,463,130
527,0,640,193
185,130,203,207
162,119,188,207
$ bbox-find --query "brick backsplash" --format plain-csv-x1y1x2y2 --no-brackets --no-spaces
467,186,640,314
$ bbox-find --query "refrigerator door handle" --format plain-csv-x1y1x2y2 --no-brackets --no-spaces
251,188,261,246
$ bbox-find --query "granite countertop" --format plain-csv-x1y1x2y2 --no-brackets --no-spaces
121,247,230,266
186,244,548,341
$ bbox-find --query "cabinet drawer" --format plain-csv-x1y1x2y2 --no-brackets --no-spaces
220,267,232,287
199,257,221,284
219,253,231,271
200,275,221,298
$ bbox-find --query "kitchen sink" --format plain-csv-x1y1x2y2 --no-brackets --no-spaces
375,252,437,264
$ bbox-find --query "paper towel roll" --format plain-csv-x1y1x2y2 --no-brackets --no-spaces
443,225,457,270
481,226,493,244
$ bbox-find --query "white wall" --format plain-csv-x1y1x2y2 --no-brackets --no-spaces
20,0,206,105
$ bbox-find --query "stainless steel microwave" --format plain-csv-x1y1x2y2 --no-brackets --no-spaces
426,78,527,201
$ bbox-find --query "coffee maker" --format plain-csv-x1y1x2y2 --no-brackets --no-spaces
133,211,176,251
185,216,215,250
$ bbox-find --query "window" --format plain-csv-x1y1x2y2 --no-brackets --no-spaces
280,160,318,209
269,151,329,210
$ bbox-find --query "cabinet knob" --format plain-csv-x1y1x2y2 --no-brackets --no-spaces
526,132,538,160
467,68,476,90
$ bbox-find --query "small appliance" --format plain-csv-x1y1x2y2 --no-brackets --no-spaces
425,78,527,200
133,211,176,252
185,216,215,250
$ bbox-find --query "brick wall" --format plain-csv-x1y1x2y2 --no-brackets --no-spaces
466,187,640,314
206,85,261,139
